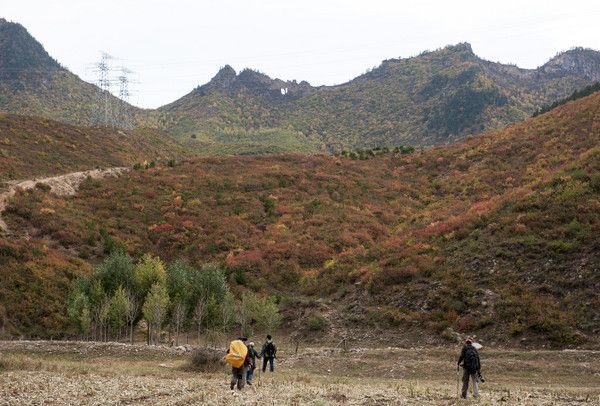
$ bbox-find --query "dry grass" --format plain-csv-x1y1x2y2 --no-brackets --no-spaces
0,341,599,405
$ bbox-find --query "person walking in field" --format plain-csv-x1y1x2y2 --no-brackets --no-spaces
245,341,261,385
457,338,481,399
226,337,251,391
261,335,277,373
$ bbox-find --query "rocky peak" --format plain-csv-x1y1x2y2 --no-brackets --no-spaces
541,48,600,81
236,68,273,88
445,42,474,54
197,65,315,99
210,65,237,87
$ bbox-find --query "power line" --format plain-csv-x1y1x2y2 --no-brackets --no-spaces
88,52,137,128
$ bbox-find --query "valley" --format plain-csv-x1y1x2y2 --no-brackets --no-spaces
0,340,598,405
1,10,600,404
1,89,599,347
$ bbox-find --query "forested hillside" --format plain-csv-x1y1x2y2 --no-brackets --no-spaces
2,89,598,345
161,43,600,152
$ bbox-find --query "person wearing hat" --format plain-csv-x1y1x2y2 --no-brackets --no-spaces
245,341,261,385
457,338,481,399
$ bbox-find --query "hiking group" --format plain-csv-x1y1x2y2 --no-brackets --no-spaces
225,335,483,398
225,335,277,391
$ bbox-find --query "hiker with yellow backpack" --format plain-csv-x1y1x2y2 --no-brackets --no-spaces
225,337,252,390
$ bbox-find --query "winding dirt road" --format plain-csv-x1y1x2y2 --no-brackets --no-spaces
0,167,128,233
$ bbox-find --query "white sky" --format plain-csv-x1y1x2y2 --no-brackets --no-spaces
3,0,600,108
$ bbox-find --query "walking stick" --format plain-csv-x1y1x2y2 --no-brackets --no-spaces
456,365,460,399
258,363,262,387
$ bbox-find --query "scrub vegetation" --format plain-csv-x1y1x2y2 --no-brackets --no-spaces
2,89,599,347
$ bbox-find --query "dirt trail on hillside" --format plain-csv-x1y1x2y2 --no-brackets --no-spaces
0,167,128,233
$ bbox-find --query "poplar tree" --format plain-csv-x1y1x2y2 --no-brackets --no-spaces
142,282,170,345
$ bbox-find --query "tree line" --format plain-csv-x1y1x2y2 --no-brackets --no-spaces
67,252,282,345
533,82,600,117
339,146,415,160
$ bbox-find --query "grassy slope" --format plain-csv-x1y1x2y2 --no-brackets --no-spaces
0,114,188,337
0,113,188,181
2,91,600,344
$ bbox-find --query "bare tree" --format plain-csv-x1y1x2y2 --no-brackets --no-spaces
172,299,187,346
125,289,140,344
98,299,110,342
193,300,206,343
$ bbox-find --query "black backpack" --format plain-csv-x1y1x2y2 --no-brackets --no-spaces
463,346,480,372
264,342,275,357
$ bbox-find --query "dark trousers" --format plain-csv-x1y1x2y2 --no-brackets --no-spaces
231,366,247,390
461,369,479,398
262,356,274,372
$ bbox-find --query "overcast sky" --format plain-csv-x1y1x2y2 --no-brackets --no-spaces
4,0,600,108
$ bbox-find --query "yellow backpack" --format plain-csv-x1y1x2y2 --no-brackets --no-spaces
225,340,248,368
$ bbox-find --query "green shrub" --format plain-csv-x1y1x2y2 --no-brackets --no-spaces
187,348,223,372
510,320,525,336
232,268,246,286
306,313,327,331
259,195,277,217
557,181,589,203
590,172,600,193
34,182,51,192
548,239,579,253
99,228,125,254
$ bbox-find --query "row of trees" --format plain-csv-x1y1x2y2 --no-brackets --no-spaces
533,81,600,117
67,252,281,345
339,146,415,160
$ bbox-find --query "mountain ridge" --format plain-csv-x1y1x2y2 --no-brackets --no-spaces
0,19,141,127
2,18,600,153
159,42,600,152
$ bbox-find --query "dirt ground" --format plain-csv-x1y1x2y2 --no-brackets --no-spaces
0,340,599,405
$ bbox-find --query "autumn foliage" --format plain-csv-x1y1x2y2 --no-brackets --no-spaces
2,90,600,345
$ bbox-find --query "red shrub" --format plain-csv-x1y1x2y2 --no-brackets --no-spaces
226,249,265,272
150,223,173,233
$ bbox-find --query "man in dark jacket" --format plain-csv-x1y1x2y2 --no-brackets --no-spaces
261,335,277,373
457,339,481,399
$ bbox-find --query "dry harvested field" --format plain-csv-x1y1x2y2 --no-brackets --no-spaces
0,341,599,405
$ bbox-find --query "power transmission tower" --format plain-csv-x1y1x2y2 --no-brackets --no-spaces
91,53,136,130
96,52,113,126
117,67,132,128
